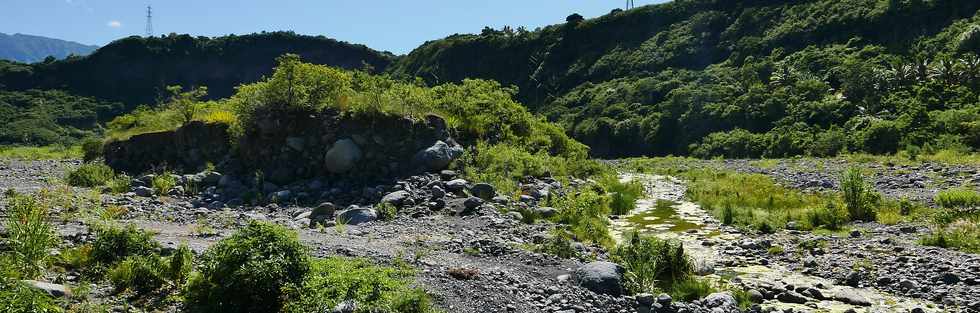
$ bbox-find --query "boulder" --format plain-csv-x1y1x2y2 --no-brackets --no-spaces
776,291,808,304
445,179,468,193
470,183,496,200
133,186,154,197
336,207,378,225
704,292,738,311
834,292,871,306
21,280,70,298
413,140,463,172
534,207,558,219
324,139,362,174
574,261,626,296
309,202,337,227
381,190,412,207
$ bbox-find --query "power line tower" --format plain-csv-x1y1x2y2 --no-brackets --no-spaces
145,5,153,37
626,0,635,10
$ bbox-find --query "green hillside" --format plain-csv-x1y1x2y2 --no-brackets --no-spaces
391,0,980,157
0,32,99,63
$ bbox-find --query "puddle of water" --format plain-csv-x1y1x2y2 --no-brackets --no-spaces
626,199,702,233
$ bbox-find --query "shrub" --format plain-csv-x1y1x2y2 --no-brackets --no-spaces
805,200,849,230
107,174,131,194
669,278,714,302
839,167,880,222
168,244,194,284
3,194,57,279
537,228,579,259
600,175,644,215
152,173,176,196
109,255,167,294
611,231,692,294
550,189,614,247
282,257,435,313
90,224,160,265
184,221,310,313
66,163,115,187
935,188,980,209
80,137,104,162
0,277,60,313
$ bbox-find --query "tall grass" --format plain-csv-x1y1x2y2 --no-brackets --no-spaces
923,187,980,253
3,193,58,279
935,188,980,209
840,167,880,222
600,175,644,215
548,189,614,248
612,231,705,300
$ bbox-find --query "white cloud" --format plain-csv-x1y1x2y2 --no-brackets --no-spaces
107,20,122,28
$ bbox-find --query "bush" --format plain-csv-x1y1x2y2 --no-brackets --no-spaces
152,173,176,196
0,277,60,313
90,224,160,265
107,174,132,194
282,257,435,313
66,163,115,187
184,221,310,313
839,167,880,222
550,189,614,247
168,244,194,284
935,188,980,209
80,137,104,162
3,194,57,279
461,142,607,195
600,175,644,215
537,228,579,259
611,231,692,295
109,255,167,294
805,200,849,230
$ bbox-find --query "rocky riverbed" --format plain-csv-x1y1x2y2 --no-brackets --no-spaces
3,158,979,312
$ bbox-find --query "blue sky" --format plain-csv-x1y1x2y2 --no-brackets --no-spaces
2,0,668,54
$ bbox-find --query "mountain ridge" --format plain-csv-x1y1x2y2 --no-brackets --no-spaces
0,32,99,63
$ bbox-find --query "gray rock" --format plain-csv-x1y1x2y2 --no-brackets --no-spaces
504,211,523,220
310,202,337,227
285,137,305,151
850,229,862,238
573,261,626,296
445,179,467,193
336,207,377,225
636,293,655,306
747,289,764,303
381,190,412,206
21,280,70,298
703,292,738,311
470,183,496,200
133,186,153,197
332,299,357,313
430,186,446,199
776,291,808,304
324,139,362,174
413,140,463,171
534,207,558,218
834,292,871,306
463,197,484,209
491,195,510,204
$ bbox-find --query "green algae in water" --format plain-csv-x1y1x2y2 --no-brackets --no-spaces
627,199,702,233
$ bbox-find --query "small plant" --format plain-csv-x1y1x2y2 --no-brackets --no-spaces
107,174,132,194
3,194,58,279
767,245,785,255
90,224,160,265
281,257,435,313
109,255,167,294
80,137,104,162
840,167,880,222
184,221,310,312
668,278,714,302
805,200,849,230
67,163,115,187
601,175,644,215
537,228,579,259
611,230,692,294
168,244,193,284
376,202,397,221
152,173,177,196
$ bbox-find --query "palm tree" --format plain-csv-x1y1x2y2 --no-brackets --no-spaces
928,57,961,85
958,54,979,87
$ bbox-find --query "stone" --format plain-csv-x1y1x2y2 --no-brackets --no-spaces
133,186,153,197
430,186,446,199
834,292,871,306
309,202,337,227
445,179,468,193
636,293,656,306
850,229,862,238
439,170,457,181
285,137,305,151
656,293,672,305
381,190,412,207
504,211,523,220
747,289,764,303
776,291,807,304
573,262,626,296
332,299,357,313
324,139,362,174
703,292,738,311
470,183,496,200
534,207,558,219
21,280,70,298
491,195,510,204
336,207,378,225
939,272,960,285
413,140,463,172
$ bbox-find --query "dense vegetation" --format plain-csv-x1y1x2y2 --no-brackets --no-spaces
0,89,123,145
392,0,980,158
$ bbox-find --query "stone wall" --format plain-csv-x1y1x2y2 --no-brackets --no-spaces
104,121,230,174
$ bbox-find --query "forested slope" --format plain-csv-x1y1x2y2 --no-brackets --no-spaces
391,0,980,157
